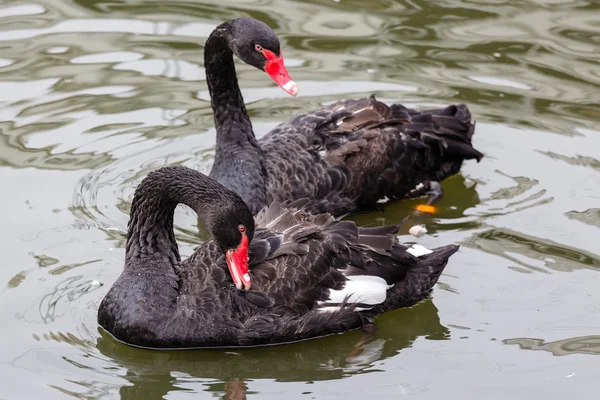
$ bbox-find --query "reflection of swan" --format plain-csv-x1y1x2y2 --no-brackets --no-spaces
347,173,482,230
93,299,448,399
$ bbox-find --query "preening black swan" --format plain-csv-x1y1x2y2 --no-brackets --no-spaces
98,166,459,348
205,18,483,216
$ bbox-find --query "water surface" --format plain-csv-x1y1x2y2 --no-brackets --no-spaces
1,0,600,398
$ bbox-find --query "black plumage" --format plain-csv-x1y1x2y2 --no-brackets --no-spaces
98,166,459,349
205,18,484,215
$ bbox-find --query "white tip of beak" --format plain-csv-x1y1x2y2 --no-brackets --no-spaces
242,273,251,289
282,80,299,96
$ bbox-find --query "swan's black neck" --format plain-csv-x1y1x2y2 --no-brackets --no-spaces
204,22,267,215
125,166,243,273
204,24,250,132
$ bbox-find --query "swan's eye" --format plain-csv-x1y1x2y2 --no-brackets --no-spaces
255,44,263,52
238,225,246,233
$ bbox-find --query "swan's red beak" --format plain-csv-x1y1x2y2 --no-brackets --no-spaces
263,49,298,96
226,232,251,290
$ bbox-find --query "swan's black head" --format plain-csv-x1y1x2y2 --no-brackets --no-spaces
208,197,256,291
228,18,298,96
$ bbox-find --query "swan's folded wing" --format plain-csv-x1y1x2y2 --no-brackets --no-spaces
247,202,410,314
259,96,482,216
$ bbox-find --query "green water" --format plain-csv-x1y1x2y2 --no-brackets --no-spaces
1,0,599,398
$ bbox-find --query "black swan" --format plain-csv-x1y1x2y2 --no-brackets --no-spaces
97,165,459,348
204,18,484,216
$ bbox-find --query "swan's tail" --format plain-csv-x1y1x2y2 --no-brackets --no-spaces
391,103,484,180
373,243,459,313
316,220,459,315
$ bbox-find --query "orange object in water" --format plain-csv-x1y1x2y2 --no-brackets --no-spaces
415,204,437,214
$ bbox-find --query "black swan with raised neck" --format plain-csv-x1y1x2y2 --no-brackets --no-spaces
204,18,483,216
97,166,459,348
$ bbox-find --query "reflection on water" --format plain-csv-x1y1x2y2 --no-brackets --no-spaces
37,275,102,323
505,336,600,357
91,300,447,399
1,0,600,398
462,227,600,274
566,208,600,228
23,300,447,399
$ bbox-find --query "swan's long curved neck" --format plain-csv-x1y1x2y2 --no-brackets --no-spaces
125,167,227,273
204,26,268,215
204,29,251,133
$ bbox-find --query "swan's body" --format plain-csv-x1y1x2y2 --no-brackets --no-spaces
205,18,483,216
98,166,458,348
